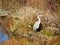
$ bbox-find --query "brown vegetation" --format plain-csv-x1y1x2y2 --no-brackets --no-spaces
0,0,60,45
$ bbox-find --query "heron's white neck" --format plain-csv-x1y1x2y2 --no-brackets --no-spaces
37,16,41,23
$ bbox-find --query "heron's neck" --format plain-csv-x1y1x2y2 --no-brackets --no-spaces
37,17,41,23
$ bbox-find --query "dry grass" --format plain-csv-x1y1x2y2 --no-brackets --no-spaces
0,1,60,44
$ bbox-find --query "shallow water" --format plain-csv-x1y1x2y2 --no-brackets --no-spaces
0,32,9,43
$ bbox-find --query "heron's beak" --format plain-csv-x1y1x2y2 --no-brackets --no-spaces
39,15,43,17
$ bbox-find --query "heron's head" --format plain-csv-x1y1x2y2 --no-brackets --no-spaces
37,15,43,19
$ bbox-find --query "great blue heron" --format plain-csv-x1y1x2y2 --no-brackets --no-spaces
33,15,43,32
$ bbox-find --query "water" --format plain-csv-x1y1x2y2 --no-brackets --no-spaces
0,32,9,43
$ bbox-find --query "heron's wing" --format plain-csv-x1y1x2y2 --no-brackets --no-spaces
33,21,39,30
